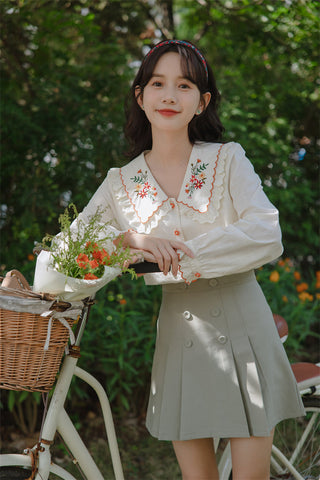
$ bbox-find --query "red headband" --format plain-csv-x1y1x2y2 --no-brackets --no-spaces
145,40,208,81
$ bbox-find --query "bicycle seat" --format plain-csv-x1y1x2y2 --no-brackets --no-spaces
273,314,288,342
291,362,320,390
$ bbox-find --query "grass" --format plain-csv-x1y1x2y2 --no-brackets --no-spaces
49,410,182,480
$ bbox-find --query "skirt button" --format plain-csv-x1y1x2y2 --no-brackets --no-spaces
218,335,228,344
209,278,218,287
185,340,193,348
183,311,192,320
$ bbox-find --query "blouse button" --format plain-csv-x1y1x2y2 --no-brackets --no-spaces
183,311,192,320
211,307,221,317
174,230,180,236
184,340,193,348
209,278,218,287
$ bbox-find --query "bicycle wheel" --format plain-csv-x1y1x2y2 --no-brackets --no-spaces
0,467,32,479
0,466,61,479
270,396,320,479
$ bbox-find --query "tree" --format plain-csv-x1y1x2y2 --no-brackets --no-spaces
1,0,319,278
176,0,319,266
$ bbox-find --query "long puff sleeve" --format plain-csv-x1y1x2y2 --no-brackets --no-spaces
53,170,124,253
178,145,283,284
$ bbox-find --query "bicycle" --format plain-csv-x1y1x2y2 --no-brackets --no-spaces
0,267,319,479
216,314,320,480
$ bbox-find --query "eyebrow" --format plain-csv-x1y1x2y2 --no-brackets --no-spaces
151,73,190,80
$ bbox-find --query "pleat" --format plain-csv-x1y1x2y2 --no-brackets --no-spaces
145,272,305,441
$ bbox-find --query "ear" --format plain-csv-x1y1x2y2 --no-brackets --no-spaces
135,86,143,109
199,92,211,112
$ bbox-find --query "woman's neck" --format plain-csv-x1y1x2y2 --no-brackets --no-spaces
147,129,193,167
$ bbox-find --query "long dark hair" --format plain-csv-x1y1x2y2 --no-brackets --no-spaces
124,40,225,160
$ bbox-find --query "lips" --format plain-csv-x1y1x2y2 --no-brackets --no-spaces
157,109,179,117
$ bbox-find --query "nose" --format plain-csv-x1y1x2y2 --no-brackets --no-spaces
161,86,176,104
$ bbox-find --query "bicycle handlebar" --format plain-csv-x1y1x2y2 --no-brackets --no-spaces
129,261,161,274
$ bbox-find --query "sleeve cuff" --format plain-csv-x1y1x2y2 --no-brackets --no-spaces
178,254,203,285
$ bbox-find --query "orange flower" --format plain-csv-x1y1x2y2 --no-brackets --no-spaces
293,271,301,281
89,259,99,269
119,298,127,305
77,253,89,269
278,259,285,267
316,293,320,300
27,253,35,261
84,273,98,280
101,249,110,264
269,271,280,282
296,282,308,293
316,281,320,290
316,271,320,280
282,295,288,303
298,291,313,302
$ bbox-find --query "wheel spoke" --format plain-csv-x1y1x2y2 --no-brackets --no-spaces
270,400,320,479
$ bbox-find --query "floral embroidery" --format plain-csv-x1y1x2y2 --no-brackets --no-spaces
130,169,158,201
185,159,209,198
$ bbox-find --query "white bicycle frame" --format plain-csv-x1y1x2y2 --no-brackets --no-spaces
1,301,319,480
1,301,125,480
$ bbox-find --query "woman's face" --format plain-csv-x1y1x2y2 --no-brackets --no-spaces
137,52,210,136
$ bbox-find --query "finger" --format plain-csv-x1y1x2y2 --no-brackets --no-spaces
151,246,164,272
171,241,194,258
170,249,180,277
142,251,158,263
159,244,179,276
161,248,172,275
130,252,145,264
155,241,179,275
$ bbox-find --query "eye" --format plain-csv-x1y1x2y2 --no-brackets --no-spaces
179,83,191,90
151,80,162,87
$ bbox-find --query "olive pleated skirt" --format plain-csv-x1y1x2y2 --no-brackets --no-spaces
145,271,305,441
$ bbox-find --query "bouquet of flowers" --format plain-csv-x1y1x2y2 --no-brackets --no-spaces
33,204,133,301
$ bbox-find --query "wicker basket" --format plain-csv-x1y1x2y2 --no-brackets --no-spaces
0,282,81,392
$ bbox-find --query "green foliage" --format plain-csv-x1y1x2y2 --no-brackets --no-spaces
2,389,42,435
73,275,161,414
0,0,137,276
40,204,133,279
256,258,320,362
1,0,319,277
176,0,319,263
1,0,319,432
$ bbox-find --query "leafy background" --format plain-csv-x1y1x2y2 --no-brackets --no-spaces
0,1,319,477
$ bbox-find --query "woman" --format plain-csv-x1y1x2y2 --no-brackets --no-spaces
77,40,305,479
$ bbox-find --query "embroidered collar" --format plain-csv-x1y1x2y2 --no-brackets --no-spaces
119,143,224,224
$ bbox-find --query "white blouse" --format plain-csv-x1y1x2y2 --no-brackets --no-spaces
77,141,283,285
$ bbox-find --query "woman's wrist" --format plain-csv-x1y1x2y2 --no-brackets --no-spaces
113,229,135,248
121,230,144,249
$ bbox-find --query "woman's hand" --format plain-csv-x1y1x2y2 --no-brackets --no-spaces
120,231,194,277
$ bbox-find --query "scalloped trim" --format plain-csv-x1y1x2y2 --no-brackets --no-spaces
177,143,223,214
176,142,227,224
109,142,232,233
178,258,202,285
109,168,172,234
119,168,169,224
